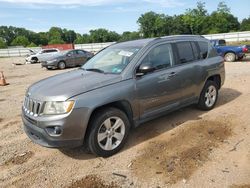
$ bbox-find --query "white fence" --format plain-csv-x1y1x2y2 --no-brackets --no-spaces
203,31,250,42
0,31,249,57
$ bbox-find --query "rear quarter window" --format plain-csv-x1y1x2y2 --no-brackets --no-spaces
198,42,209,59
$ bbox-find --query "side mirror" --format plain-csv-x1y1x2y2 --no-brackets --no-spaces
67,54,71,57
136,64,155,76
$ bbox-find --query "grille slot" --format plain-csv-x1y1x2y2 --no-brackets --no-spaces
23,97,43,116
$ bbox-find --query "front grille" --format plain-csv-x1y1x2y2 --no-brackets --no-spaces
23,97,44,117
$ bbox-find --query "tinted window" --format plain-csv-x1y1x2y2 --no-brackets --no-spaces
208,43,218,58
44,49,57,53
198,42,208,59
176,42,194,64
218,40,226,46
67,51,76,56
191,42,200,60
141,43,173,70
77,50,86,55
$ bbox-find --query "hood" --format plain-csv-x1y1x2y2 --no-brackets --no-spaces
27,69,122,101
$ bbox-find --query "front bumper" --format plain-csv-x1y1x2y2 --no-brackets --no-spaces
41,61,57,68
22,107,90,148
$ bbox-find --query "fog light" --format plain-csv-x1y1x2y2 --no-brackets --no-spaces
54,126,62,135
46,126,62,136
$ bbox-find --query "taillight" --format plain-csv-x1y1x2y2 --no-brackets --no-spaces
243,47,248,53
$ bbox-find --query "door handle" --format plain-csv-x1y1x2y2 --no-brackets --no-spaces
168,72,177,78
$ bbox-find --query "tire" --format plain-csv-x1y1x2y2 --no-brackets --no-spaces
238,56,244,61
224,52,236,62
197,80,218,111
31,57,38,64
58,61,66,69
87,107,130,157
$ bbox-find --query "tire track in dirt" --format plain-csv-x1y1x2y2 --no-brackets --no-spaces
66,175,119,188
131,118,234,184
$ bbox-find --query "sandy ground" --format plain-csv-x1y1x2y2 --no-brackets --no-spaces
0,57,250,188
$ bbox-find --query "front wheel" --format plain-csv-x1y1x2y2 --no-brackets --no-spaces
197,80,218,111
58,61,66,69
87,107,130,157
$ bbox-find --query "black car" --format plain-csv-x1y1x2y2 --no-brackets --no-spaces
41,49,94,70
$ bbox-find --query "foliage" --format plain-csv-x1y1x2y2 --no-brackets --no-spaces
11,36,29,47
27,42,37,47
0,38,7,48
138,1,241,36
0,1,249,49
240,17,250,31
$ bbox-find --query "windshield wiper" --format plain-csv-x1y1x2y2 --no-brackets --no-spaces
85,68,105,73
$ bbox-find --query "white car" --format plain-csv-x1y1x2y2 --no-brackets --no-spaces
26,48,60,63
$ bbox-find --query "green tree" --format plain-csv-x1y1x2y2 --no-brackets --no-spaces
240,16,250,31
11,36,30,46
27,42,37,47
89,29,120,43
171,15,190,34
0,38,7,48
207,2,240,33
37,32,49,46
182,1,208,34
120,31,141,41
137,11,160,37
63,29,77,43
48,27,64,42
74,34,91,44
48,38,65,44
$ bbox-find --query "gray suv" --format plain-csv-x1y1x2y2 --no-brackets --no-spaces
22,35,225,157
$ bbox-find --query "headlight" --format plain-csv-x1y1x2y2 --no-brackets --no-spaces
43,101,74,115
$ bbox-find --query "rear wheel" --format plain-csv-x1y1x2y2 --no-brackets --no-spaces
197,80,218,111
58,61,66,69
224,52,236,62
87,107,130,157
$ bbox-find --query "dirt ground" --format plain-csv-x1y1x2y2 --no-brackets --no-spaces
0,57,250,188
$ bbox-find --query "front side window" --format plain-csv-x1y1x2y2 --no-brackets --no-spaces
141,43,173,70
176,42,195,64
82,46,141,74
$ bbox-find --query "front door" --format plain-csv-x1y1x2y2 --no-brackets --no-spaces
135,43,182,119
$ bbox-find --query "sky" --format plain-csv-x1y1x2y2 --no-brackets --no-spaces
0,0,249,34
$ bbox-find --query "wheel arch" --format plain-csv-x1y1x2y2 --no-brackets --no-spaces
206,74,221,89
83,100,134,141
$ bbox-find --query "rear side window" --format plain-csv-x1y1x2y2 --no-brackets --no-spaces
43,49,57,53
198,42,208,59
141,43,173,70
191,42,200,60
77,50,86,55
176,42,194,64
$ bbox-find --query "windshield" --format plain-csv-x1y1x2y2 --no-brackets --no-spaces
82,46,141,74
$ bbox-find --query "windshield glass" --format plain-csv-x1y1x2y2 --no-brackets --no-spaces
82,46,141,74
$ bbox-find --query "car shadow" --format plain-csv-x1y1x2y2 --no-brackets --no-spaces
60,87,241,159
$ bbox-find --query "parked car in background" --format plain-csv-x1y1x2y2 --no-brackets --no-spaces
210,39,248,62
22,35,225,157
25,48,60,63
25,49,37,57
41,49,94,70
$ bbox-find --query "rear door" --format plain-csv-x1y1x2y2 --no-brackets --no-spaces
66,50,77,66
75,50,88,65
173,41,205,103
